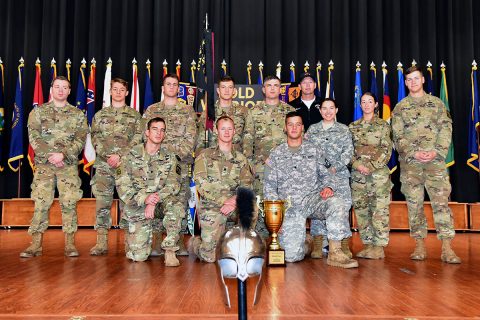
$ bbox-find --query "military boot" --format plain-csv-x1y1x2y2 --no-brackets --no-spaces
90,228,108,256
164,249,180,267
304,234,313,256
188,236,202,259
150,231,164,257
65,233,80,257
341,238,353,259
327,240,359,269
441,239,461,264
364,245,385,259
311,235,324,259
20,233,43,258
176,234,189,256
410,238,427,261
356,244,373,258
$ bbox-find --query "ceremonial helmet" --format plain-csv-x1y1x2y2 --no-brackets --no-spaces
217,188,266,307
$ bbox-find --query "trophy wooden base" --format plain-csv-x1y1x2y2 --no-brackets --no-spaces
267,249,286,266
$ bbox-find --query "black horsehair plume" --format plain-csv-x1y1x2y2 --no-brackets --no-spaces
236,187,255,230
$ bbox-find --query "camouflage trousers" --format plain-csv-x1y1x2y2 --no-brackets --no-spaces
125,163,189,238
125,220,153,261
150,162,190,235
91,162,124,229
253,170,269,239
279,192,351,262
197,204,237,262
400,160,455,240
310,177,352,237
28,164,83,234
351,169,392,247
124,194,184,253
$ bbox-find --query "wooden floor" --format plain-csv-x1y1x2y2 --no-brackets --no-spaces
0,229,479,320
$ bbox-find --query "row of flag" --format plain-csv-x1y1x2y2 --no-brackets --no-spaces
0,57,479,174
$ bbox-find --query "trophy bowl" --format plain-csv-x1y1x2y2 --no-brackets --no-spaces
263,200,288,251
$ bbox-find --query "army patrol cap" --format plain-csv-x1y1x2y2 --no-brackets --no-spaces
298,72,316,83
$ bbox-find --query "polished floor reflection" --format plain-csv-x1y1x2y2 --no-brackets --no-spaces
0,229,478,319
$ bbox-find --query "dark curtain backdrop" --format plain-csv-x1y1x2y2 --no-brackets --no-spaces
0,0,479,202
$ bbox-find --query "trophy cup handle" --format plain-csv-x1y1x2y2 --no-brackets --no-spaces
256,196,264,217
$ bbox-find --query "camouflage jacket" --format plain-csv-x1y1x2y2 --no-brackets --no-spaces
392,94,452,162
143,101,197,164
264,141,336,207
27,101,88,165
196,100,249,152
243,101,295,173
91,105,142,164
116,144,181,220
349,116,392,172
194,146,254,208
305,121,353,179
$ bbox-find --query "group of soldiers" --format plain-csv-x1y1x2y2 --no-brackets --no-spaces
19,65,461,269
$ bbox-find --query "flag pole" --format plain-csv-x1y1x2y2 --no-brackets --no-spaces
17,161,21,198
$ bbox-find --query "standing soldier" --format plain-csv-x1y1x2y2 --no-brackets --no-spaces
116,117,181,264
243,75,295,237
196,76,248,152
392,66,460,264
191,116,254,262
143,73,197,258
349,92,393,259
21,76,88,258
90,78,142,256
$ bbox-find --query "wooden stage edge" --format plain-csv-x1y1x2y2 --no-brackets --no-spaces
2,198,480,231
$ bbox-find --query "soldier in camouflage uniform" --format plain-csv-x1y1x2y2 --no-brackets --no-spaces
21,76,88,258
305,98,354,258
243,75,295,238
349,92,393,259
90,78,142,256
196,76,248,153
143,73,197,257
192,116,254,262
116,117,181,264
264,112,358,268
392,66,460,264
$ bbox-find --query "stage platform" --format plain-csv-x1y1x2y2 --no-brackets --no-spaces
0,229,479,319
2,199,480,232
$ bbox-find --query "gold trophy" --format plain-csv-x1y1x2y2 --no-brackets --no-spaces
257,197,291,266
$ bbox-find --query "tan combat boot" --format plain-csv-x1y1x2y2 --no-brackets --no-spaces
356,244,373,258
341,238,353,258
410,238,427,261
364,245,385,259
164,249,180,267
176,233,189,256
304,234,313,256
441,239,461,264
311,235,324,259
20,233,43,258
188,236,202,259
150,231,164,257
90,228,108,256
327,240,359,268
65,233,80,257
